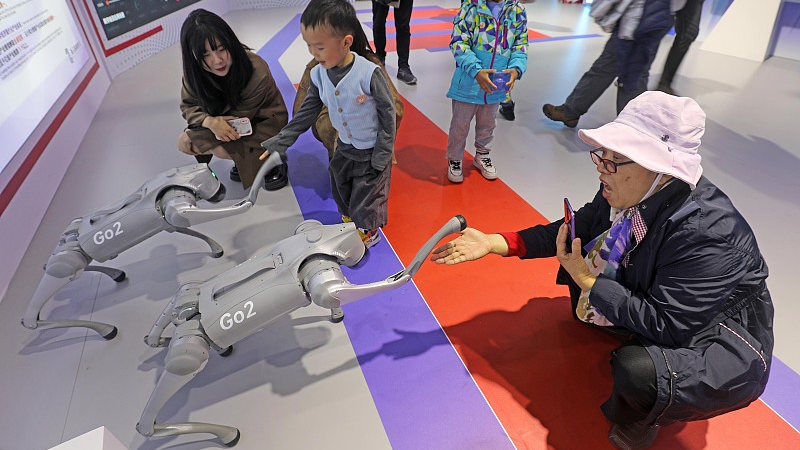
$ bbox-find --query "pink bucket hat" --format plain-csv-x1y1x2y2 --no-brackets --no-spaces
579,91,706,189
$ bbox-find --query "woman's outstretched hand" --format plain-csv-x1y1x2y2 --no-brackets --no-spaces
430,227,501,265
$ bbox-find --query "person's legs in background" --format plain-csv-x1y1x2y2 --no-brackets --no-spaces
618,25,671,114
393,0,417,84
372,1,390,66
543,35,619,128
616,69,649,115
657,0,704,95
616,82,647,116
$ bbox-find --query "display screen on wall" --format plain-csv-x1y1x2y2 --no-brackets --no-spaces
0,0,90,177
92,0,202,40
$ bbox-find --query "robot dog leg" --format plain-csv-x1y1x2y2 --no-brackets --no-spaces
21,154,283,339
136,319,240,446
136,215,467,445
21,219,120,338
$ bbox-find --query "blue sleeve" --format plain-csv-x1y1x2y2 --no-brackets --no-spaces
507,6,529,78
450,5,482,79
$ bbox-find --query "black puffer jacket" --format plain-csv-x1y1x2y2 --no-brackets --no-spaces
517,177,774,425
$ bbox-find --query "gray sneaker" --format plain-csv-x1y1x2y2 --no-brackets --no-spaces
397,66,417,85
473,154,497,180
447,160,463,183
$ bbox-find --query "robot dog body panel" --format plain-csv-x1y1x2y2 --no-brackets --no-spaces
77,204,164,262
198,221,365,349
75,164,223,262
23,155,287,338
22,163,231,337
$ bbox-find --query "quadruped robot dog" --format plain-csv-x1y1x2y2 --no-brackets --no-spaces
21,153,284,339
136,215,467,446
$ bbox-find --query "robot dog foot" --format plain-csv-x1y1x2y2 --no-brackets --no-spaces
21,318,118,339
136,422,240,447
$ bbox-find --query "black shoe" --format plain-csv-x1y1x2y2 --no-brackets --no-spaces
378,56,386,67
397,66,417,85
543,103,579,128
656,84,676,96
608,421,659,450
499,101,515,121
194,154,213,165
264,162,288,191
229,166,241,183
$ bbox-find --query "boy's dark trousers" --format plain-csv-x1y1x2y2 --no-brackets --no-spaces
328,151,391,230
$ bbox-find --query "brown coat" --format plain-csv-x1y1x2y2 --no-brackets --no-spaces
181,52,288,188
292,55,404,159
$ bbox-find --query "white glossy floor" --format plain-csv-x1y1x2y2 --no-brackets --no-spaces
1,1,799,449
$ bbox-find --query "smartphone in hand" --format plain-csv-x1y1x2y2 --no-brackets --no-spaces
227,117,253,136
564,198,575,251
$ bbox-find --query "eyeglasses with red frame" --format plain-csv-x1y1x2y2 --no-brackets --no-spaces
590,150,636,173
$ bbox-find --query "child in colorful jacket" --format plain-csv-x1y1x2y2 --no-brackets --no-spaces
445,0,528,183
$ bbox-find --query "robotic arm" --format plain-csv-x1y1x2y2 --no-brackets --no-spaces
161,152,283,228
21,153,284,339
300,215,468,309
137,216,467,446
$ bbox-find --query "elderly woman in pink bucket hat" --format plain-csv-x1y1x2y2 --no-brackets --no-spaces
430,91,774,450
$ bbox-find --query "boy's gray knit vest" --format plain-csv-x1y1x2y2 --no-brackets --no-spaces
311,54,379,150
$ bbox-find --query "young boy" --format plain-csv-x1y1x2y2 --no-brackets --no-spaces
260,0,396,248
445,0,528,183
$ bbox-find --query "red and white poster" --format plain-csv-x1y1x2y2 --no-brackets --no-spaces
0,0,89,174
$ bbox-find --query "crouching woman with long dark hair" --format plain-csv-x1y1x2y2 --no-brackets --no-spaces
177,9,289,190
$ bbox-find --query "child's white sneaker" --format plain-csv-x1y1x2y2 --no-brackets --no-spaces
473,154,497,180
447,160,463,183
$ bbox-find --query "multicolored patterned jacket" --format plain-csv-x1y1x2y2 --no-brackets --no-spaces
446,0,529,104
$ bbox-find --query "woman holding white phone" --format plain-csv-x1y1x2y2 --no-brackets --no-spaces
177,9,289,190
